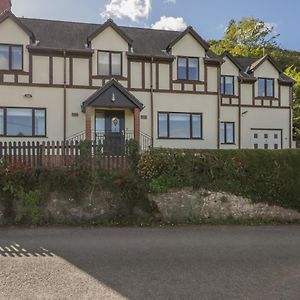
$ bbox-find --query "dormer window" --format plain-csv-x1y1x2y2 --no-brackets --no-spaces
258,78,274,97
0,44,23,71
177,56,199,81
98,51,122,77
220,76,234,96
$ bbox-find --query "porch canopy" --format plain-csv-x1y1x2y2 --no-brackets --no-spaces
82,78,144,111
81,79,144,141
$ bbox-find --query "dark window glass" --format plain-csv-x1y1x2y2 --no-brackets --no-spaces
0,45,9,70
7,108,32,136
264,134,268,139
158,113,168,138
111,53,121,76
254,144,259,149
98,52,110,76
34,109,46,136
192,114,202,138
220,122,235,144
178,57,187,80
274,144,278,150
169,113,190,138
158,112,202,139
264,144,269,150
266,79,274,97
274,134,278,139
221,76,234,95
258,79,265,97
0,109,3,135
254,133,258,139
11,46,22,70
188,58,199,81
258,78,274,97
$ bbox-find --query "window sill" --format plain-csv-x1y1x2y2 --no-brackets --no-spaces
157,137,204,140
221,143,236,145
0,70,27,75
255,96,277,100
92,75,126,80
174,79,204,84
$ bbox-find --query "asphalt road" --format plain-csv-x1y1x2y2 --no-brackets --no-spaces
0,226,300,300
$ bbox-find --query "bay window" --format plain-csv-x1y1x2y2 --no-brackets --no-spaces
177,57,199,81
0,108,46,137
158,112,203,139
98,51,122,76
0,44,23,71
258,78,274,97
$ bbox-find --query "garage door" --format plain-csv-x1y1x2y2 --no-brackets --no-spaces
251,129,282,150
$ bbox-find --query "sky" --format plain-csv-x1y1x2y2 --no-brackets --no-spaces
11,0,300,51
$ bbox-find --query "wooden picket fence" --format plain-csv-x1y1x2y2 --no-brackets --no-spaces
0,140,129,171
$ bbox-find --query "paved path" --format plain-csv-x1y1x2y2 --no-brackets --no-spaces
0,226,300,300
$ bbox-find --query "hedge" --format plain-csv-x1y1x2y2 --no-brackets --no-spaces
138,149,300,211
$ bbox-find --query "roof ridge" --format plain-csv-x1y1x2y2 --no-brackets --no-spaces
19,16,183,34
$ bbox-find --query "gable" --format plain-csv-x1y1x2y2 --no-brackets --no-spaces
90,26,129,52
0,17,31,45
171,33,206,57
253,59,280,79
222,56,240,76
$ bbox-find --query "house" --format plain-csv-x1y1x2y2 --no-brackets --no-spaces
0,2,294,151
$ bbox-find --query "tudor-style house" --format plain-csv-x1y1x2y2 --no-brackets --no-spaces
0,3,294,150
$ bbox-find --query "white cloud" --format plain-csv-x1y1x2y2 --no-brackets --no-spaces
101,0,151,22
164,0,176,3
151,16,187,31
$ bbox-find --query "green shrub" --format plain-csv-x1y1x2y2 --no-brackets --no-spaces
138,149,300,211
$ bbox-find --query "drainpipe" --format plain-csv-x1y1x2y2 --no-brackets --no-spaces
150,57,154,146
63,50,67,141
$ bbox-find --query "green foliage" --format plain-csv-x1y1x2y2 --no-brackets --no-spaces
125,139,140,172
285,66,300,137
210,17,279,57
138,149,300,211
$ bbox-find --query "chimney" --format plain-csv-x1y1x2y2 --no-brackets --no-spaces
0,0,12,14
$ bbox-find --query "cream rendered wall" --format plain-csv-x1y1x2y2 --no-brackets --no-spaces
220,106,239,149
0,18,30,71
153,93,218,149
254,60,279,98
144,63,151,89
53,57,69,85
206,66,218,93
240,107,290,149
90,26,128,77
131,62,142,88
171,33,206,82
131,91,151,136
0,85,64,141
241,83,253,105
280,85,291,107
158,64,170,90
32,56,49,84
72,58,89,86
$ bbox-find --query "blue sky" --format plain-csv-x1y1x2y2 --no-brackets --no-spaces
12,0,300,50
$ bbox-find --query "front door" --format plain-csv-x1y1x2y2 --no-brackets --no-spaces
104,111,125,155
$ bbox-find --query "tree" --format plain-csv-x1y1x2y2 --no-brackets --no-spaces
284,66,300,138
210,17,279,57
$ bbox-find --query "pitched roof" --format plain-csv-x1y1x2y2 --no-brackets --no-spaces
18,17,219,60
82,79,144,110
0,10,35,40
